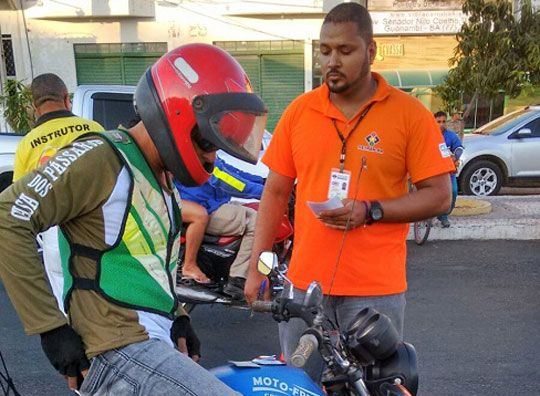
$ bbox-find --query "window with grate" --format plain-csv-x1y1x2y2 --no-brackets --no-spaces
215,41,305,132
73,42,167,85
312,40,323,90
463,92,505,130
2,35,16,77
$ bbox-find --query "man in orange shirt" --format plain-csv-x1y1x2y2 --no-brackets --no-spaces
245,2,454,380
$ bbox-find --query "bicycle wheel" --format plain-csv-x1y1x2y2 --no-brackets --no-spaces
414,218,432,245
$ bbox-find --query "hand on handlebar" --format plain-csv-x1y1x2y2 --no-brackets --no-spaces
318,199,367,230
245,269,270,307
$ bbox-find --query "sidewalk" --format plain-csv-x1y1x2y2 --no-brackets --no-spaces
407,195,540,240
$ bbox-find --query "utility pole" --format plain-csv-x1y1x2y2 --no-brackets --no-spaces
0,23,10,132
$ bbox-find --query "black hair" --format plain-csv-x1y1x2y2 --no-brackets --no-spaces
323,2,373,44
30,73,68,107
434,111,447,118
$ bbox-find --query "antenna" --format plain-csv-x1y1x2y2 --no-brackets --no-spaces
327,156,367,296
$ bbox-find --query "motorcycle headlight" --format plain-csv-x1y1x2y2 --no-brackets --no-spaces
365,342,419,396
345,308,400,365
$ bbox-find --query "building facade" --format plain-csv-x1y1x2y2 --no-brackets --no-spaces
1,0,521,133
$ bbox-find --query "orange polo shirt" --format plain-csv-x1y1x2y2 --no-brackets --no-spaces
263,73,454,296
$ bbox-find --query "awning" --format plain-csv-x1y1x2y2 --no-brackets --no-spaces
377,69,448,89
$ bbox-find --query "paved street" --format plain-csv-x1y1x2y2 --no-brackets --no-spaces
1,240,539,396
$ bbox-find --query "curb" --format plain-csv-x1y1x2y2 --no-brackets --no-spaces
407,195,540,241
451,198,492,216
410,219,540,241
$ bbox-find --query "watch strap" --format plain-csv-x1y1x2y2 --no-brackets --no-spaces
361,200,370,226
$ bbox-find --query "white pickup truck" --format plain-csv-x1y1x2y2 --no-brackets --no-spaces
0,85,270,193
0,133,22,192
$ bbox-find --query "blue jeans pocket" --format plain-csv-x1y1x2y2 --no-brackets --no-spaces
79,354,139,396
79,357,101,395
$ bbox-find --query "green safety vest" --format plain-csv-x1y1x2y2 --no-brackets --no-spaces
59,130,182,319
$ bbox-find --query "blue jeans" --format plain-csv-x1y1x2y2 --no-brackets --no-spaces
438,177,458,221
79,339,241,396
279,288,406,382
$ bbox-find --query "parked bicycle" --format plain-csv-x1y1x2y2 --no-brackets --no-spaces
413,218,432,245
408,181,432,246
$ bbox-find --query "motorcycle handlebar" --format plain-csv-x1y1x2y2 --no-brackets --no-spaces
253,299,315,328
290,334,319,368
251,301,274,313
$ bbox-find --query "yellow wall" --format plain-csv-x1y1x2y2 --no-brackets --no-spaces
372,35,457,71
369,35,458,111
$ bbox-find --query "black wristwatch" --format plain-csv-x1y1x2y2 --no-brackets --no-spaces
366,201,384,225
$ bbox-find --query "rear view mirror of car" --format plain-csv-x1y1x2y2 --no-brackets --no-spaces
516,128,532,136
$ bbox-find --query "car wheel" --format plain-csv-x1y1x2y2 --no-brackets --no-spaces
0,172,13,194
460,160,503,196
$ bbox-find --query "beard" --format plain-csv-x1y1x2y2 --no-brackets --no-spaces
326,55,371,94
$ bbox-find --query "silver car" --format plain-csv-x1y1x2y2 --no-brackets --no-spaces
457,105,540,196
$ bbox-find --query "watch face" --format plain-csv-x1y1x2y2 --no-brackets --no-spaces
371,208,383,221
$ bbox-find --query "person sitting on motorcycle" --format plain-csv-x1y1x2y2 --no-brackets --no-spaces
175,156,265,300
181,199,211,284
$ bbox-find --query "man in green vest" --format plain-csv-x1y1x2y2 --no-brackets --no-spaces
0,44,267,396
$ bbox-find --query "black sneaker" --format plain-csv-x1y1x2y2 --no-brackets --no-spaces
440,218,451,228
223,277,246,300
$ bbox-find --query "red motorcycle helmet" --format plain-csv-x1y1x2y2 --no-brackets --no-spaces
134,43,268,186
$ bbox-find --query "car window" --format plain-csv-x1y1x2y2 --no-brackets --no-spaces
522,117,540,137
92,93,137,130
473,109,536,136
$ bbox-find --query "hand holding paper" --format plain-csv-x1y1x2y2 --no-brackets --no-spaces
307,195,344,217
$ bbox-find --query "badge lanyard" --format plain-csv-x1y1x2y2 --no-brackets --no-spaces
332,102,375,172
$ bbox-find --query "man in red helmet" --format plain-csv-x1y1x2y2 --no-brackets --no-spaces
0,44,267,395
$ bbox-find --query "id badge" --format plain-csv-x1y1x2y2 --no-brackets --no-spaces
328,168,351,200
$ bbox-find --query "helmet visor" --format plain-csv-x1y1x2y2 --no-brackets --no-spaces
193,93,268,164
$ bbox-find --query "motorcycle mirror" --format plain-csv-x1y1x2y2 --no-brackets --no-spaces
303,281,323,308
257,251,278,276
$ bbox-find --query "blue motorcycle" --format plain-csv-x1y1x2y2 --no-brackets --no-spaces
209,252,418,396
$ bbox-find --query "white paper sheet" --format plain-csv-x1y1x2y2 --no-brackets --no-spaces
307,195,344,216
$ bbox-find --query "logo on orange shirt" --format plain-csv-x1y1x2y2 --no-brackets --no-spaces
366,132,380,146
357,132,384,154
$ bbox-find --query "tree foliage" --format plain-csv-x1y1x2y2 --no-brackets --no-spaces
436,0,540,116
0,78,35,134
